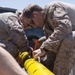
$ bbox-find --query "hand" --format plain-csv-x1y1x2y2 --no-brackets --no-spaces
32,49,46,59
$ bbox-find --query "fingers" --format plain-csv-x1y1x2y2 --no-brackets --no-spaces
33,49,46,58
34,49,41,56
32,49,41,59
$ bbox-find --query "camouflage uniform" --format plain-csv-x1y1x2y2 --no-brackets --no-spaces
40,1,75,75
0,12,30,58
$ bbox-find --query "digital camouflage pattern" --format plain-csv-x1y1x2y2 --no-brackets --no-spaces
0,12,30,58
40,1,75,75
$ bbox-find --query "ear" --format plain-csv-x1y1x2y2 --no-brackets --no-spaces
33,11,39,17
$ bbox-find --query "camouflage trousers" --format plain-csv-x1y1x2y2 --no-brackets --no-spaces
0,40,19,58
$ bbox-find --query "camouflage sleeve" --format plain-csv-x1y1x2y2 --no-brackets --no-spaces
6,15,30,52
40,3,72,53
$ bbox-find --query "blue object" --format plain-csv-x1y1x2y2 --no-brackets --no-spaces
25,27,45,38
24,27,45,48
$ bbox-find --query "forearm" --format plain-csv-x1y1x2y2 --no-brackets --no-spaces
0,47,28,75
6,16,30,52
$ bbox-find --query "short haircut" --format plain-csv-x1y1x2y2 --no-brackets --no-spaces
23,4,43,18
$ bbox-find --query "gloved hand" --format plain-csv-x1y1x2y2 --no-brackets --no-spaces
32,49,46,59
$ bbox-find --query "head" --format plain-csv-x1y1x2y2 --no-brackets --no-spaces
20,4,44,28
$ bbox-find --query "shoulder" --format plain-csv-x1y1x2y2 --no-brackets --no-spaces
44,1,67,10
44,1,67,15
2,12,16,16
1,12,18,20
